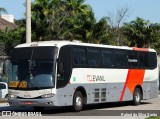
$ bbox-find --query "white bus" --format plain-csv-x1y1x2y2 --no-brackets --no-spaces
8,41,159,111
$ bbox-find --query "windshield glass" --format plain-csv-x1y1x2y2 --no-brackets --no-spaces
11,60,54,89
9,46,58,90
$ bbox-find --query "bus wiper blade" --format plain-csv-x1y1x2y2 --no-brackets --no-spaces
28,48,41,90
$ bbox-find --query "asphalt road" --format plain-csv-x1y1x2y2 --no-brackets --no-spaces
0,95,160,117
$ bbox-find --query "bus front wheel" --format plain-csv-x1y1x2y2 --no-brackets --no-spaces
5,94,8,98
133,88,142,105
73,91,83,112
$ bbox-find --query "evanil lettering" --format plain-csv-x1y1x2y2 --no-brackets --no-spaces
87,75,105,82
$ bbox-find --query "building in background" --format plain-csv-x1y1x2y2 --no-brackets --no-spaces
0,15,17,31
0,14,18,56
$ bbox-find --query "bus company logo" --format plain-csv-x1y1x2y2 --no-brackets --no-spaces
87,75,105,82
87,75,93,82
24,92,31,98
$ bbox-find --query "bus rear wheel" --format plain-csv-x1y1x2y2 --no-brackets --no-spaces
73,91,83,112
133,88,142,105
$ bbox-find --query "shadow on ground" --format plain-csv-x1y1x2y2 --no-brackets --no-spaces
41,101,152,115
0,101,152,116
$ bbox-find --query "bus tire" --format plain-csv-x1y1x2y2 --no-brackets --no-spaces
33,106,44,112
133,88,142,105
5,94,8,98
73,91,83,112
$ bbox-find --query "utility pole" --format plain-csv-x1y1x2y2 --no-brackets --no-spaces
26,0,31,43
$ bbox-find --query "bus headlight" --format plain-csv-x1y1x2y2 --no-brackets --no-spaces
41,93,55,98
8,94,17,98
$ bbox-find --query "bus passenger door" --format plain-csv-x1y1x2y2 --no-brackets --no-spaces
56,45,72,89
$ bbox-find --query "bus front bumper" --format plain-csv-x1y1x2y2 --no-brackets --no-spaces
8,97,56,107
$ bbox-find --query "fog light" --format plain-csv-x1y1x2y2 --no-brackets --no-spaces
46,101,54,105
8,94,17,98
41,93,55,98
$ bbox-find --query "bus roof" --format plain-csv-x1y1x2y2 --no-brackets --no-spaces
15,40,156,52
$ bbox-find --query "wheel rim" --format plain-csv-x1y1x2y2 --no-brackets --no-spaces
76,96,82,107
135,92,140,102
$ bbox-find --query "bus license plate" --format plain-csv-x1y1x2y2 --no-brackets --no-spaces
24,101,32,105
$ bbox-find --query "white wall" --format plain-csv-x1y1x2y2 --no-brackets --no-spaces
1,15,14,23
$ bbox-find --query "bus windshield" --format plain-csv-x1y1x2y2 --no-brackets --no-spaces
9,46,58,90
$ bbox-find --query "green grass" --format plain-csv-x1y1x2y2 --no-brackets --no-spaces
146,116,160,119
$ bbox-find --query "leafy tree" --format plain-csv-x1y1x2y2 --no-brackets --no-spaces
148,23,160,54
0,20,25,55
92,17,111,44
123,17,151,47
123,17,160,53
31,0,52,41
31,0,110,44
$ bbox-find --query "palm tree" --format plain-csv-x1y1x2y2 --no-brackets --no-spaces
31,0,96,41
31,0,52,41
62,0,96,42
123,17,151,47
0,7,7,15
31,0,109,44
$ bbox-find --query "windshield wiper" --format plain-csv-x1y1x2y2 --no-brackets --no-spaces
28,48,41,90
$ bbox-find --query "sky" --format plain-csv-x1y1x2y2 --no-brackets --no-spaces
0,0,160,23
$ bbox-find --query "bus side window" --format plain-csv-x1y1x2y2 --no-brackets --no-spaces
127,51,138,68
144,52,149,68
102,50,114,67
138,52,149,68
149,52,157,69
87,49,101,67
115,51,128,68
73,48,87,66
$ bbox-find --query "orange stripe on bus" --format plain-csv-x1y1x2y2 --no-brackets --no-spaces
120,69,145,101
133,47,149,52
120,70,130,101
